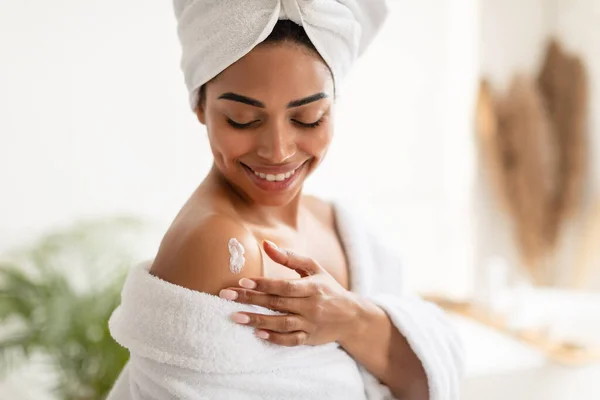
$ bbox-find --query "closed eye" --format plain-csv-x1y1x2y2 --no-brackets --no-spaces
228,118,323,129
293,118,322,128
227,119,259,129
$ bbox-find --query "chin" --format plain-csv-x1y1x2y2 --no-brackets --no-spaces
250,189,304,207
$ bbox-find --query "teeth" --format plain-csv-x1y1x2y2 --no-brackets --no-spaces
253,166,300,182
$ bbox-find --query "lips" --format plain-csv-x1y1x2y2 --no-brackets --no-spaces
241,161,306,175
247,164,302,182
241,160,308,191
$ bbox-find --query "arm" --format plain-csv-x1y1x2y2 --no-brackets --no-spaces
338,299,429,399
347,235,465,400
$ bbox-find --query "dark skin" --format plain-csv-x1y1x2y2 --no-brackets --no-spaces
149,42,428,399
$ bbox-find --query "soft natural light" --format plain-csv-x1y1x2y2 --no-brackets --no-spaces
2,1,599,399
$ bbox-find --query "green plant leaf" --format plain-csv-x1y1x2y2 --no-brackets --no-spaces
0,216,152,399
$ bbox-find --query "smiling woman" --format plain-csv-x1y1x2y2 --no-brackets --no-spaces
148,18,348,310
106,1,464,399
195,37,334,207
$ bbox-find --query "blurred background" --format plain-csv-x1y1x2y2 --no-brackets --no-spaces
1,0,599,399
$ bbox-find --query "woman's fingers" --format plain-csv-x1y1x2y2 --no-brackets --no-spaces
238,277,316,297
263,240,322,277
223,288,303,313
232,313,313,334
256,330,310,347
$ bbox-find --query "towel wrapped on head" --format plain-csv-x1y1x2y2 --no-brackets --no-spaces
173,0,388,111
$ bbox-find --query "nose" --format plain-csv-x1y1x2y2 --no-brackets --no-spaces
256,122,296,163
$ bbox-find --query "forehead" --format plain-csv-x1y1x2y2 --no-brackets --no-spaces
206,43,334,103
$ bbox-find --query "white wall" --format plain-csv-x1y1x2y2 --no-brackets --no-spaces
479,0,552,89
0,0,200,248
0,1,477,297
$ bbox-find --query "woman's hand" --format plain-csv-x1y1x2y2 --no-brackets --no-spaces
219,240,364,347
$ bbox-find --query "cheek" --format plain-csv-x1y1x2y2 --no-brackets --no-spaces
207,123,255,163
299,127,333,159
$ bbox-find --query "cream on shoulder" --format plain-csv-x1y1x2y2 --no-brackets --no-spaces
228,238,245,274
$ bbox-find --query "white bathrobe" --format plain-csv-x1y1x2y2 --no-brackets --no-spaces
107,204,464,399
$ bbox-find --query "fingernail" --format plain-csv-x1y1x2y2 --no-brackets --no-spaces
239,278,257,289
219,289,238,300
232,313,250,324
265,240,285,255
265,240,278,249
255,330,270,339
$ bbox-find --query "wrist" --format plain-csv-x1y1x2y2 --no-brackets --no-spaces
338,296,387,348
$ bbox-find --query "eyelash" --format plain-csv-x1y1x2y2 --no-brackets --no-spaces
226,118,323,130
227,119,257,129
296,119,322,128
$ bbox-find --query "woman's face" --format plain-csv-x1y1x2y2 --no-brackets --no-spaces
197,43,335,206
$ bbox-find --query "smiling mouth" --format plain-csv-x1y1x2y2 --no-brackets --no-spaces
241,162,307,183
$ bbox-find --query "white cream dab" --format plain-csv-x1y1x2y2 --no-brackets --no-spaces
228,238,245,274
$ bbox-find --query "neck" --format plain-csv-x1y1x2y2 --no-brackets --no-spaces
206,164,303,229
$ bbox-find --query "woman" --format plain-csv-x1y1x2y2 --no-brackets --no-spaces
108,1,464,399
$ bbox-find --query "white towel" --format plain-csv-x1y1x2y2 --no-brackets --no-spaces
108,261,366,400
333,204,465,399
173,0,389,111
107,203,464,399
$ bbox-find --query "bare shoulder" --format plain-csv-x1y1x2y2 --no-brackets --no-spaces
303,195,335,226
149,213,263,296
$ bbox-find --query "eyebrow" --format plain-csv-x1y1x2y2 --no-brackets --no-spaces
217,92,328,109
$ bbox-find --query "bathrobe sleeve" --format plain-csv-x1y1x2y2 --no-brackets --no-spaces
360,233,465,400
